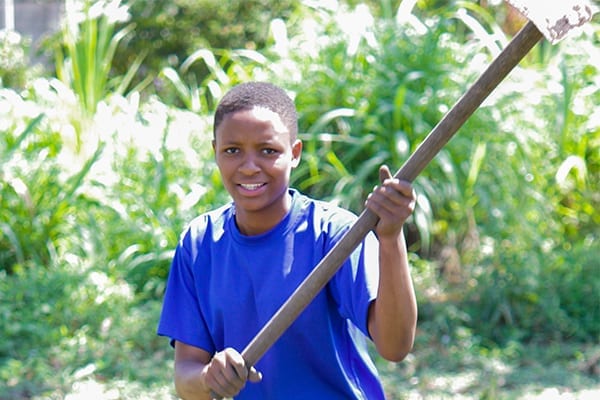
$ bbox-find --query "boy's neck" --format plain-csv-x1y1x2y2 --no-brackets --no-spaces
234,191,292,236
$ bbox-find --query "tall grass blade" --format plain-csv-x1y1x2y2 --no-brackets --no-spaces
62,143,104,201
306,108,356,135
115,46,147,95
161,67,195,111
465,141,487,191
182,48,229,84
1,113,44,164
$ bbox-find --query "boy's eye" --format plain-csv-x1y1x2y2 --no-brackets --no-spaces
224,147,239,154
262,148,278,155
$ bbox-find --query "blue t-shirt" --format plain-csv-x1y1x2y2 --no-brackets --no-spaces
158,189,385,399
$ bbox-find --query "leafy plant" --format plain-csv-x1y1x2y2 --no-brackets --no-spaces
112,0,302,94
1,1,598,397
0,256,170,399
101,105,229,297
269,2,502,255
0,30,41,89
0,108,108,273
158,47,270,113
0,81,223,395
269,1,599,345
55,0,144,117
460,22,600,344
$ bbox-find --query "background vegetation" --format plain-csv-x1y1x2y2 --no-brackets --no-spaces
1,0,598,398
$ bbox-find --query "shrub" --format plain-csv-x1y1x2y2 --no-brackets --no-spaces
95,97,229,297
54,0,142,116
271,2,503,255
1,2,598,396
112,0,301,98
0,259,169,399
267,1,600,344
0,106,101,273
459,22,600,344
0,30,41,89
0,79,224,396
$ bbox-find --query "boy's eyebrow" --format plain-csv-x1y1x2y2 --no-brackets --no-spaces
215,138,280,146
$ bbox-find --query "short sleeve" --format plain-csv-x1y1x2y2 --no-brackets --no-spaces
329,229,380,338
157,231,216,353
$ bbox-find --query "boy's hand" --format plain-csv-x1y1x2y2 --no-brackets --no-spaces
365,165,416,239
204,347,262,398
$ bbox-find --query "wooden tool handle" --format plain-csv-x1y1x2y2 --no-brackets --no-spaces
239,20,543,371
390,22,542,183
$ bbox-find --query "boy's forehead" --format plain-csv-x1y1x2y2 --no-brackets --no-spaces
220,106,289,134
248,106,288,133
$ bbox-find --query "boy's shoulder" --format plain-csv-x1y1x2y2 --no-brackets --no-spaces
180,202,234,239
295,190,357,227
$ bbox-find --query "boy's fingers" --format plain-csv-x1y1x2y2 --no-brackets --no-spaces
377,165,414,198
208,367,240,396
210,365,261,398
228,358,247,382
207,348,256,398
395,181,416,199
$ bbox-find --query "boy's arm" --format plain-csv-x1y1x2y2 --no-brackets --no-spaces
174,341,261,399
174,342,213,400
365,165,418,362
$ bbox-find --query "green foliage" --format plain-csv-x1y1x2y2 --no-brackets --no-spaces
458,24,600,344
0,84,223,397
0,111,105,273
470,238,600,344
278,2,500,253
99,102,230,297
0,260,171,399
271,1,599,345
0,30,41,89
0,265,78,397
158,47,270,113
55,0,143,116
112,0,301,96
1,1,598,397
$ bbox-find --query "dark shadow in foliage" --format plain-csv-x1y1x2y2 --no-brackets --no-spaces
112,0,301,101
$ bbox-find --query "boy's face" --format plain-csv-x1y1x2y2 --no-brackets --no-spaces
213,107,302,233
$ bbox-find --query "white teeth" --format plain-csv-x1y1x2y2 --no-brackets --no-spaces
240,183,263,190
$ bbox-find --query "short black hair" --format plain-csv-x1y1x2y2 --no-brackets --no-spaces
213,82,298,140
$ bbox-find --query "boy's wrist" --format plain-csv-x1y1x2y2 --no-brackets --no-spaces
376,227,404,245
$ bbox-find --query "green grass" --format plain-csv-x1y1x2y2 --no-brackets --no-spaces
376,338,600,399
3,291,594,400
10,296,596,400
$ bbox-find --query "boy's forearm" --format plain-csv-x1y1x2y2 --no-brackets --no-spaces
370,230,417,361
175,360,213,400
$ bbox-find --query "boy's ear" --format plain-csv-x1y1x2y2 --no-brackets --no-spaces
291,139,302,168
212,140,216,152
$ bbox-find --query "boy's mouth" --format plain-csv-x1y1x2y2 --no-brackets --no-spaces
239,183,265,191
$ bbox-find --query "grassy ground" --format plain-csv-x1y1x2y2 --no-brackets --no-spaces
52,333,599,400
14,298,595,400
377,339,600,399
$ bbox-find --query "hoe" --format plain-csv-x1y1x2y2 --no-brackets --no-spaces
224,0,597,392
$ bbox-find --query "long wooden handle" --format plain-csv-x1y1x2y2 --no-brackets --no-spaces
239,21,543,369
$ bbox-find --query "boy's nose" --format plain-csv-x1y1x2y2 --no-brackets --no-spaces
239,156,260,175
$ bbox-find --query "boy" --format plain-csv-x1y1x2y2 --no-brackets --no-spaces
158,82,417,399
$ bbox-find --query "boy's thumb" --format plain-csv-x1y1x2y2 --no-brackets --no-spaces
379,164,393,183
248,366,263,383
